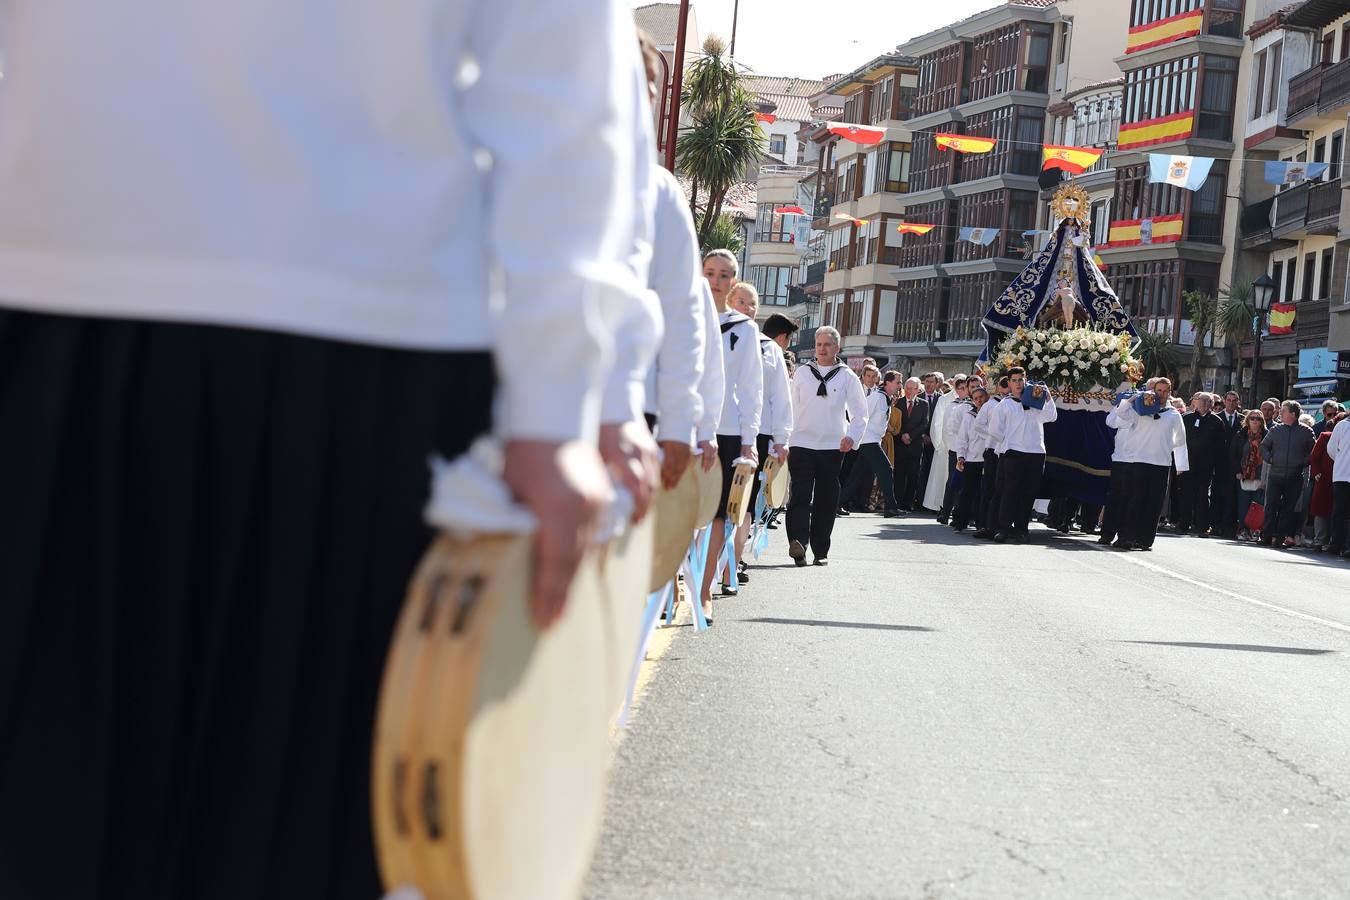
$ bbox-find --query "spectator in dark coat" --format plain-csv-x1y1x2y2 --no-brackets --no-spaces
1259,401,1316,549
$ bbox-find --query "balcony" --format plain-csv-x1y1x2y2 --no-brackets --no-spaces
1288,57,1350,126
1270,178,1342,240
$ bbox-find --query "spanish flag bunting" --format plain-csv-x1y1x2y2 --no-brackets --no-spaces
1117,111,1194,151
935,133,997,154
1042,144,1104,174
1126,8,1203,54
1093,253,1108,271
755,112,777,124
833,213,867,226
896,222,936,236
774,206,806,215
826,122,886,145
1268,302,1296,335
1106,214,1184,248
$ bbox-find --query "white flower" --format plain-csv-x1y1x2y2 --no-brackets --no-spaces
1089,351,1100,361
1061,368,1070,376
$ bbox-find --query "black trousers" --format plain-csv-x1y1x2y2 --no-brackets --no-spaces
1122,463,1169,548
787,447,843,559
1175,465,1215,534
744,433,774,521
894,449,922,510
841,442,898,511
979,450,1001,531
992,450,1045,536
1264,472,1304,543
952,461,984,530
1329,481,1350,554
1099,461,1133,542
940,450,959,516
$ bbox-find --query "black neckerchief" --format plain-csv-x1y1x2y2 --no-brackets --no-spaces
720,312,750,351
807,363,844,398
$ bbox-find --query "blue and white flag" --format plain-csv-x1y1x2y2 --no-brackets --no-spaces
959,226,998,246
1263,160,1329,185
1148,153,1215,190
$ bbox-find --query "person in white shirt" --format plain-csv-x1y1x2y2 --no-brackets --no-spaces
1327,414,1350,558
1113,377,1190,551
700,250,762,613
786,326,868,566
695,280,727,471
930,374,970,524
972,376,1010,539
988,367,1058,543
727,282,792,579
0,2,650,898
1097,383,1145,546
840,370,903,517
951,385,992,532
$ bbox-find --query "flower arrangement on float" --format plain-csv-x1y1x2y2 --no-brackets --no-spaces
982,325,1144,402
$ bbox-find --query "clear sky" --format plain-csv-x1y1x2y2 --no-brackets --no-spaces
644,0,1006,80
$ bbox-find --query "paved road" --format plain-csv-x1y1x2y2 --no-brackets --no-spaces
587,514,1350,899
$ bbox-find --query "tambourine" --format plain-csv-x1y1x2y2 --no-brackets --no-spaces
762,453,790,509
1021,382,1048,410
693,457,723,528
597,507,654,718
372,533,611,900
1133,391,1161,417
724,458,758,523
648,463,700,592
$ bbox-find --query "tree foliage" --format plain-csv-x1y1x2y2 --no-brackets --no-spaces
698,213,744,255
1182,289,1218,394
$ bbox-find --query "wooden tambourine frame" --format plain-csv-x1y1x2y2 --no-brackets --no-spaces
762,454,790,509
724,460,758,523
372,533,611,900
648,464,700,592
693,460,723,528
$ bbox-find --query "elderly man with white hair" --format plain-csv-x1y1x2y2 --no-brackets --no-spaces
786,326,867,567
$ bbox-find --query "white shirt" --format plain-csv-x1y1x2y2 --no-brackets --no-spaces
695,285,725,444
0,0,645,444
993,390,1058,454
954,404,990,461
640,167,706,445
1116,403,1190,471
716,310,764,444
1327,418,1350,483
941,397,969,450
758,336,795,446
859,389,893,445
789,362,867,451
973,397,1005,455
1106,398,1141,464
929,391,957,453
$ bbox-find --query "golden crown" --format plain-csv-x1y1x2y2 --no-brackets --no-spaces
1051,181,1092,225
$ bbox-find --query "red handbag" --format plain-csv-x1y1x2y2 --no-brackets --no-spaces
1243,501,1265,532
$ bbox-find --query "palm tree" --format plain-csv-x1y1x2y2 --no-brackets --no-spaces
676,36,764,248
1214,282,1256,394
1135,327,1178,383
1182,289,1218,395
699,213,744,255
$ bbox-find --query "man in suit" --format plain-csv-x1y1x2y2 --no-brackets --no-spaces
1176,392,1227,536
894,376,930,510
916,371,944,506
1210,390,1245,536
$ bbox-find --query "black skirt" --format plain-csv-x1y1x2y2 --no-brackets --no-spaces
0,308,494,900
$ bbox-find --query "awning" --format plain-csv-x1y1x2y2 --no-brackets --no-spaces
1292,378,1337,394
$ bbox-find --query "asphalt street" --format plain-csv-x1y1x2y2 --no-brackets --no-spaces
587,512,1350,899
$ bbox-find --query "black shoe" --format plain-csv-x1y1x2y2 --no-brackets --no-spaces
813,558,828,566
936,515,949,525
737,561,750,583
973,529,995,540
720,583,738,596
1096,535,1113,546
1341,550,1350,560
837,507,851,517
767,522,780,530
884,508,901,518
789,540,807,566
992,532,1009,543
1112,538,1133,550
1057,522,1071,534
951,522,967,532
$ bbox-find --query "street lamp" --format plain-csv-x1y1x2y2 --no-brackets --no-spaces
1250,273,1276,408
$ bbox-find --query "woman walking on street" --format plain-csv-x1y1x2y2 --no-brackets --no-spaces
1231,412,1268,542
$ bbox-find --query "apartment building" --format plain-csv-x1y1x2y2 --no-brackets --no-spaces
1095,0,1248,357
746,76,829,166
880,1,1065,373
1241,0,1350,402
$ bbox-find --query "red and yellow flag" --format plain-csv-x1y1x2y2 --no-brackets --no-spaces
1042,144,1105,174
755,112,778,124
774,206,805,215
935,133,997,154
1268,302,1297,335
833,213,868,226
1117,111,1194,151
827,122,886,145
1126,8,1204,54
1105,214,1184,248
896,223,936,236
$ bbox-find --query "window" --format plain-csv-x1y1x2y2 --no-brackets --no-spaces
893,278,942,342
1271,260,1285,303
769,134,786,157
915,44,963,116
1285,257,1298,303
835,157,858,202
755,203,794,243
1123,56,1198,127
1303,252,1317,302
1252,49,1267,118
894,200,948,269
1207,0,1244,40
948,273,1013,342
1321,248,1335,300
1332,131,1344,179
1267,42,1282,115
861,148,879,197
960,106,1046,180
909,124,957,192
1115,162,1186,221
1091,200,1112,246
881,141,912,193
1111,258,1180,326
856,218,882,265
1315,137,1327,164
752,265,793,306
872,76,894,124
1196,55,1237,142
828,226,850,272
1323,31,1335,65
1187,160,1227,244
1022,23,1053,94
876,290,897,338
